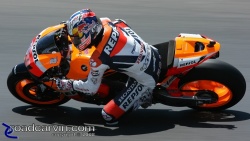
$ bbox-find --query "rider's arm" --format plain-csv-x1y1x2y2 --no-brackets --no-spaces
72,63,109,95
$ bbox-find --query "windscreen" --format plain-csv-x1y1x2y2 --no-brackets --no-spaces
36,32,59,54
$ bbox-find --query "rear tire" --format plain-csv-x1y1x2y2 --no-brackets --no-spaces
7,70,70,107
178,59,246,111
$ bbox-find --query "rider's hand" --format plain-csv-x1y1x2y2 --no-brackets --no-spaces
56,78,74,92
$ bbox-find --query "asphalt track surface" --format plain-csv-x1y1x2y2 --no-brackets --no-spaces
0,0,250,141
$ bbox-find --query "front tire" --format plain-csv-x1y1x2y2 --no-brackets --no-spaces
7,69,70,107
179,59,246,111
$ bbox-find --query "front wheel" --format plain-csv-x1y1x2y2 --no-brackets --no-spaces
179,59,246,111
7,68,70,107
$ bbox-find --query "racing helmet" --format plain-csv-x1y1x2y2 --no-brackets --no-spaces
67,9,103,51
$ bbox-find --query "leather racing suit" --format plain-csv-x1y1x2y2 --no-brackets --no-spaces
72,18,162,123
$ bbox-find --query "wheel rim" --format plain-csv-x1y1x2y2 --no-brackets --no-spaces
15,79,66,105
181,80,233,108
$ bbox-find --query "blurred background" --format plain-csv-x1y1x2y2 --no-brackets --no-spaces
0,0,249,141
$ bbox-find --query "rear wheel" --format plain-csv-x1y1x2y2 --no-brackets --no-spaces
179,60,246,111
7,70,70,107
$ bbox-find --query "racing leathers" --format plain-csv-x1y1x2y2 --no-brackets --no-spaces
60,19,162,124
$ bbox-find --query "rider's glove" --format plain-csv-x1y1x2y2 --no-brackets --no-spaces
56,78,74,92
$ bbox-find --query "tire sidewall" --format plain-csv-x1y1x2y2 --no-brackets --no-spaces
7,70,70,107
178,59,246,111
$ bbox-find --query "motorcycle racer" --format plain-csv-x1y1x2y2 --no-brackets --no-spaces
56,9,162,126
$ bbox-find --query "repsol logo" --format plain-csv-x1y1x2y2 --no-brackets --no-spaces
32,35,41,63
122,84,144,110
118,81,137,103
104,28,119,55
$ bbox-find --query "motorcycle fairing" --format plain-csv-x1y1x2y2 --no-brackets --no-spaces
24,24,65,78
166,33,220,76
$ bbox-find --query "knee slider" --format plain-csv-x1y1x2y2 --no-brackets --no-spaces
101,109,116,122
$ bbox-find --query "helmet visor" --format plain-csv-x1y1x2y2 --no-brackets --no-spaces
70,36,81,47
70,34,91,51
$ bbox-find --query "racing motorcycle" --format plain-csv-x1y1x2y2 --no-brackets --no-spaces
7,23,246,111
